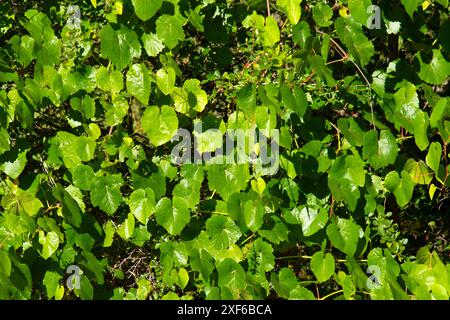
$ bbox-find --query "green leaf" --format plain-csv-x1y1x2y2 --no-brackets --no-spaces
430,98,448,128
284,206,328,237
156,68,176,95
363,130,398,170
281,85,308,118
90,175,123,215
39,231,60,259
131,0,162,21
276,0,302,25
337,118,365,147
0,252,11,276
104,94,129,127
117,213,135,240
384,171,415,207
248,239,275,272
216,259,246,297
103,221,115,247
96,66,123,94
289,286,315,300
401,0,420,18
126,63,151,104
129,188,155,224
99,24,141,70
328,155,366,211
156,15,185,50
142,33,164,57
348,0,372,26
335,17,374,67
43,271,62,299
207,164,250,200
0,128,10,156
271,268,298,299
205,215,242,250
312,3,333,27
1,148,29,179
326,218,362,256
178,268,189,290
141,105,178,147
310,252,335,283
426,142,442,173
9,35,35,68
417,49,450,85
155,197,190,235
52,184,83,228
263,16,280,47
236,84,256,117
70,95,96,119
70,164,95,191
244,199,265,232
173,79,208,114
404,158,433,185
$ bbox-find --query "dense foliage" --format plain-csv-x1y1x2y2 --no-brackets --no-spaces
0,0,449,300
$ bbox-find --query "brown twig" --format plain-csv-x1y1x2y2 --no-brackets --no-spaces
266,0,271,16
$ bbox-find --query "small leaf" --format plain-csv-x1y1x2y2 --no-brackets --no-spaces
117,213,135,240
384,171,415,207
52,184,83,228
425,142,442,174
156,68,175,95
310,252,335,283
39,231,60,259
129,188,156,224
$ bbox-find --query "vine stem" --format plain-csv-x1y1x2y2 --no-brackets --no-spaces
266,0,271,16
320,290,343,300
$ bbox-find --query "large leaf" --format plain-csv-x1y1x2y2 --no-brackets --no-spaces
328,155,366,211
363,130,398,170
90,175,123,215
126,63,151,104
335,17,374,67
426,142,442,173
99,24,141,70
205,215,242,250
129,188,156,224
156,15,185,50
155,197,190,235
417,49,450,85
326,218,362,256
52,184,83,228
131,0,162,21
276,0,302,25
141,105,178,147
